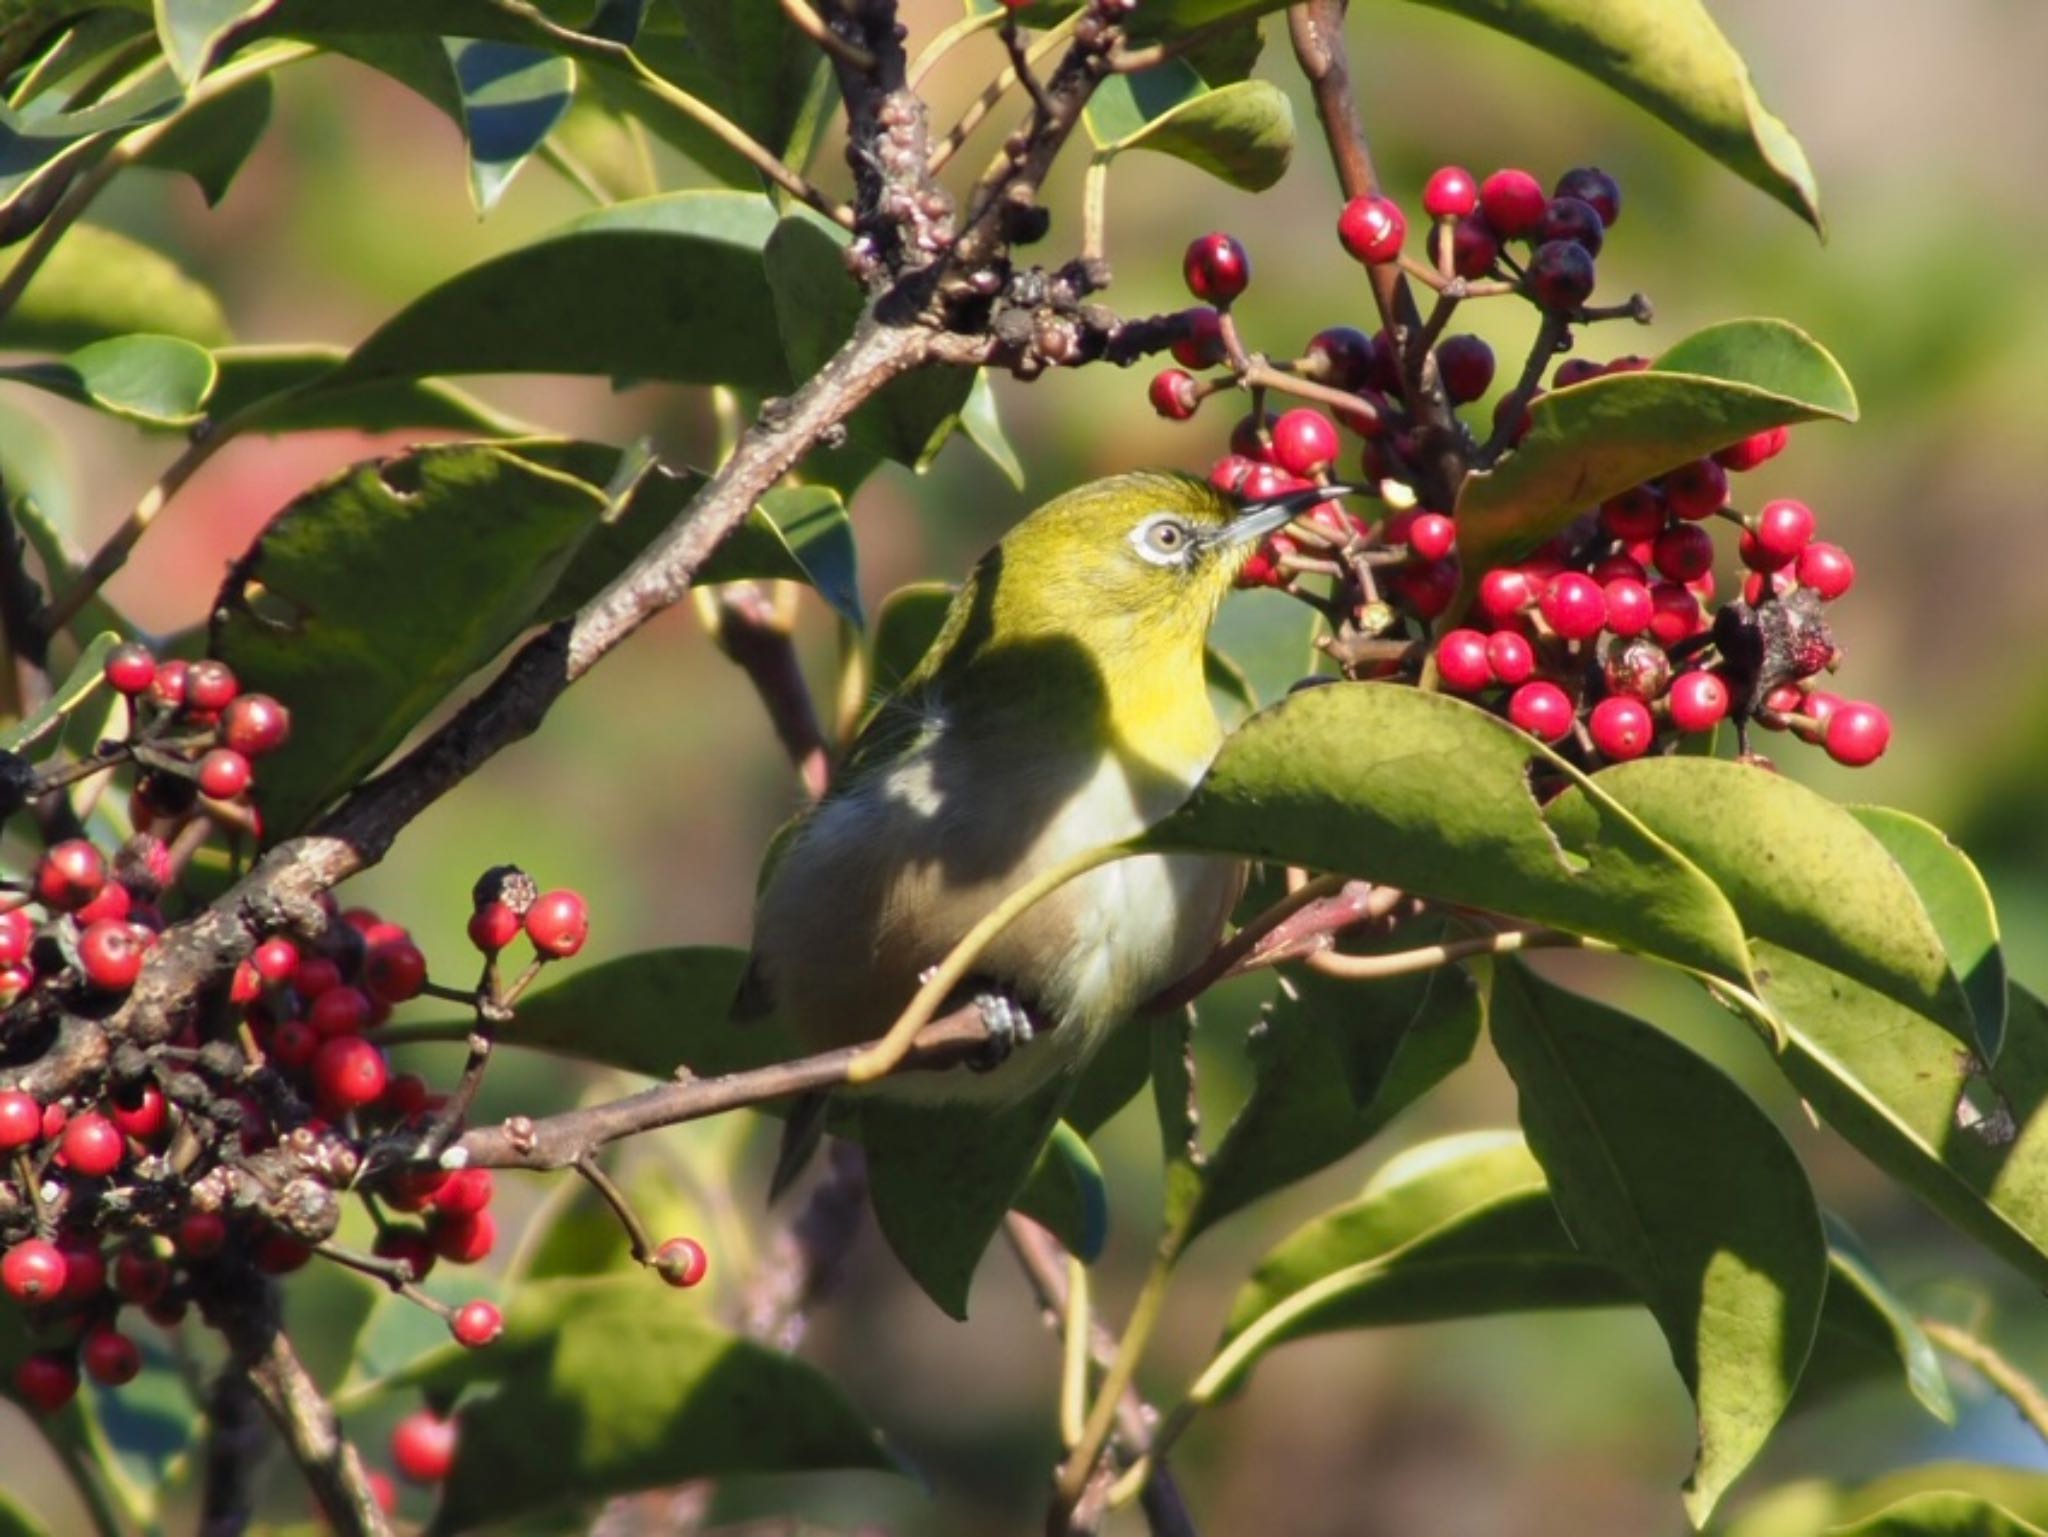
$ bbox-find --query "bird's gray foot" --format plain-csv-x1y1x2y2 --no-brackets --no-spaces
969,985,1036,1072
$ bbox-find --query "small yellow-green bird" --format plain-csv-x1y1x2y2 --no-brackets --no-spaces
739,470,1344,1180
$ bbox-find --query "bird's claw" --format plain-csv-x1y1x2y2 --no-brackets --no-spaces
969,987,1035,1072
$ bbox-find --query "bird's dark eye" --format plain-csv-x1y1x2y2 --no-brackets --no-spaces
1132,515,1192,564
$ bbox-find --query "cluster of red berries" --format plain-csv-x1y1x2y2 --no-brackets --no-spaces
103,644,291,833
1148,160,1887,769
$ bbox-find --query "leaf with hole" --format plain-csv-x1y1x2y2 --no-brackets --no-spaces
1455,320,1855,576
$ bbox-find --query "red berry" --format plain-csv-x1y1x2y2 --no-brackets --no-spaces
432,1167,494,1218
56,1239,105,1302
61,1112,124,1177
313,1037,388,1111
1539,195,1605,256
368,1471,397,1515
1602,578,1654,638
103,643,156,696
1270,409,1341,477
1304,325,1374,390
450,1300,503,1348
40,1103,66,1142
1182,232,1250,304
1601,485,1665,543
270,1020,318,1071
1435,334,1495,405
0,1089,40,1149
35,840,106,912
1406,513,1457,564
1662,459,1729,521
3,1239,68,1304
1486,631,1536,686
147,659,188,709
255,1234,311,1274
364,940,427,1005
1667,672,1731,733
1477,567,1539,622
431,1208,497,1266
79,1327,140,1387
0,962,32,1008
14,1353,78,1414
1450,214,1500,279
1589,696,1654,760
1435,630,1493,694
1507,682,1574,742
392,1409,459,1483
1797,540,1855,599
177,1211,228,1259
78,919,144,992
113,1244,170,1305
1423,165,1478,219
196,748,251,800
1336,195,1406,264
1524,241,1595,311
295,955,342,999
1647,582,1704,647
1538,573,1606,641
1147,369,1200,421
1652,524,1715,583
0,909,30,967
309,985,372,1039
524,891,589,959
1715,425,1788,472
1390,560,1459,620
653,1235,710,1289
373,1226,437,1284
1824,702,1890,767
382,1072,431,1118
144,1295,187,1329
252,937,299,984
1554,166,1621,227
185,659,239,713
1171,308,1226,369
1590,553,1647,585
108,1085,167,1143
1751,498,1815,563
1552,358,1605,389
1479,168,1546,237
74,880,132,927
219,694,291,758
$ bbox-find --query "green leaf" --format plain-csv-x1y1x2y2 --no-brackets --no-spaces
0,334,217,425
762,209,973,468
1547,758,1978,1050
960,370,1024,489
1087,67,1293,191
1014,1120,1110,1262
1400,0,1822,230
206,345,534,436
1191,936,1486,1240
1489,965,1827,1525
154,0,269,84
869,581,952,692
1849,807,2006,1063
209,444,607,837
1203,643,1257,724
518,1159,711,1284
1455,320,1856,575
1722,1468,2048,1537
0,67,179,236
1806,1215,1952,1425
0,631,117,758
0,223,230,351
281,1261,381,1393
862,1077,1072,1319
0,1487,52,1537
334,191,788,396
757,485,862,627
1828,1493,2048,1537
136,74,272,205
6,491,133,645
378,1277,892,1532
1144,682,1754,987
444,38,575,212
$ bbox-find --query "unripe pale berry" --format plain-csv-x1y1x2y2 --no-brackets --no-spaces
1667,671,1731,733
1824,702,1890,767
1336,195,1406,264
1423,166,1478,219
1797,541,1855,599
1508,682,1574,741
393,1409,459,1483
1486,631,1536,686
1589,696,1654,760
450,1300,503,1348
1270,409,1341,477
525,891,590,958
1435,630,1493,694
1479,168,1546,237
1539,573,1606,640
1435,334,1495,405
654,1235,710,1288
61,1112,124,1177
1182,233,1250,304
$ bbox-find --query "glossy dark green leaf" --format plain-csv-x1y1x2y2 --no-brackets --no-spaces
757,485,862,627
0,223,229,351
334,191,788,396
1203,643,1257,724
209,444,606,836
863,1077,1071,1319
762,209,973,468
1014,1120,1110,1262
0,66,178,230
154,0,268,83
444,38,574,211
378,1277,892,1532
1403,0,1822,230
1144,682,1753,986
1191,947,1485,1240
1,631,118,758
1806,1215,1952,1425
1064,1012,1152,1135
1087,65,1292,190
1455,320,1856,575
1549,758,1977,1049
136,73,272,204
1850,807,2006,1063
1490,965,1827,1525
0,334,216,425
960,370,1024,489
206,345,533,436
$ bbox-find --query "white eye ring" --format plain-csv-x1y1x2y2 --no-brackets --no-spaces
1130,513,1194,566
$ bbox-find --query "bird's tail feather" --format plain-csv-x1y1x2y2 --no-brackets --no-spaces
768,1090,831,1204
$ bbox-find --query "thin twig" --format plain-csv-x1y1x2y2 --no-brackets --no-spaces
1300,924,1576,980
778,0,878,70
909,6,1003,90
1924,1319,2048,1447
576,1154,656,1264
925,15,1078,176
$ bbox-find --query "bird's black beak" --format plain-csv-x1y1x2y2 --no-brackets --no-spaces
1215,483,1368,548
